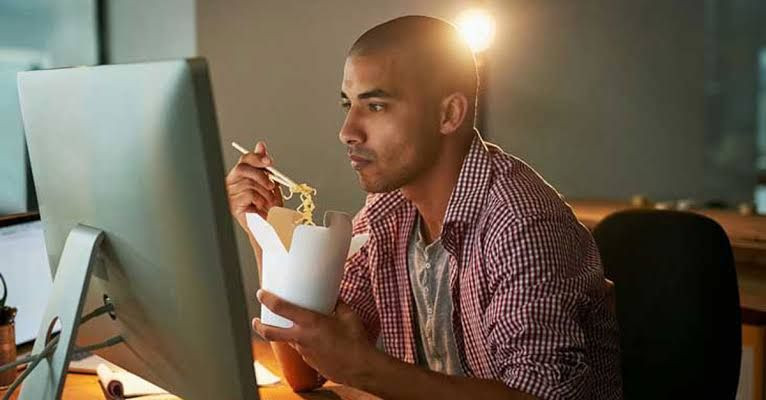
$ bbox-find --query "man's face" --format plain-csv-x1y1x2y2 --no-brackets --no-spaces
339,52,442,193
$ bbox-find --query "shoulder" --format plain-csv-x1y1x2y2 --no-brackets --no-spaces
486,143,572,219
480,144,583,254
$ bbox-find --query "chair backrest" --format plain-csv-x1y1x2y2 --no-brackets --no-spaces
592,209,741,399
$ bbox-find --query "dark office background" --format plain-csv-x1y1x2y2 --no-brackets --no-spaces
2,0,765,215
1,0,765,321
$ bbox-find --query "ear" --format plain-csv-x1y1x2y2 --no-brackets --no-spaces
438,92,469,136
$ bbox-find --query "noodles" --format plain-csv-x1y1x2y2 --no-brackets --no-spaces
280,183,317,226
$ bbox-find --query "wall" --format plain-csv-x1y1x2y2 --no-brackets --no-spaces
0,0,99,214
486,0,754,205
105,0,196,63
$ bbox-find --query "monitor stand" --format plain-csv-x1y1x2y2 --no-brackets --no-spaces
20,224,104,400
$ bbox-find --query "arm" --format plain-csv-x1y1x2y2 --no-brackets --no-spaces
352,344,538,400
483,213,612,400
253,291,539,400
224,141,322,391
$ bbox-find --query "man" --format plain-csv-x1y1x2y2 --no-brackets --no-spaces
226,16,622,400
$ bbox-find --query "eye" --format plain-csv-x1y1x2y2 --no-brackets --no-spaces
340,100,351,113
368,103,385,112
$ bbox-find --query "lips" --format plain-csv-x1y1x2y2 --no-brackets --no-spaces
348,155,371,170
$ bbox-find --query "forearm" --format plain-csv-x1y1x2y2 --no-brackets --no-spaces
355,349,537,400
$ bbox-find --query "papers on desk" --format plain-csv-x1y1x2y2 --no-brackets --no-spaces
254,361,281,385
94,360,281,399
97,363,172,399
68,353,111,374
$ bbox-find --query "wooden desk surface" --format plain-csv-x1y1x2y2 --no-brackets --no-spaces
1,339,377,399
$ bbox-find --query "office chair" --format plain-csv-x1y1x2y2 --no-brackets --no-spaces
592,209,741,399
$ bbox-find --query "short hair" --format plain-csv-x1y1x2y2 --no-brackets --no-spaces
348,15,479,127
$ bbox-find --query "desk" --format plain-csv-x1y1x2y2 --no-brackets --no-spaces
0,339,377,399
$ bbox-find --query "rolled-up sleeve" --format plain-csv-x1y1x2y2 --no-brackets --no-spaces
484,213,605,400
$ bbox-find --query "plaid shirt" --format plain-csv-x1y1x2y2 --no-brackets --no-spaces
339,134,622,400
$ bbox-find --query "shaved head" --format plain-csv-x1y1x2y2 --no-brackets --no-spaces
348,15,479,127
339,16,479,194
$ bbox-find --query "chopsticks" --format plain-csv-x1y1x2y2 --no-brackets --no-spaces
231,142,298,189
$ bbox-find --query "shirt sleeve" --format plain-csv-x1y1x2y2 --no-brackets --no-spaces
338,208,380,341
484,212,606,400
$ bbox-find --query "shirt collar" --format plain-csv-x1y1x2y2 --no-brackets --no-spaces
442,130,493,228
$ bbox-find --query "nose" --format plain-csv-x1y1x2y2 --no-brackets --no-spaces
338,108,365,146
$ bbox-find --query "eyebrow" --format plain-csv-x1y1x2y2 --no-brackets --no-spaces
340,89,394,100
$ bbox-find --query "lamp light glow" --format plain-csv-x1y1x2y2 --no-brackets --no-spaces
456,8,496,53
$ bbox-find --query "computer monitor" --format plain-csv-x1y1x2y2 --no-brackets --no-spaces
17,58,259,399
0,214,57,345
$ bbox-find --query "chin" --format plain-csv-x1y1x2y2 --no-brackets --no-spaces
355,173,381,193
358,179,384,193
357,173,405,194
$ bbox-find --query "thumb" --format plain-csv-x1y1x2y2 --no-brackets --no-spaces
253,141,266,154
253,141,273,165
335,301,368,338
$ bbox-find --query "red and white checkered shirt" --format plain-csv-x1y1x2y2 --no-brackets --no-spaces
339,134,623,400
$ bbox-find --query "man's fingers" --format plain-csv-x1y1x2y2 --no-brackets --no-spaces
227,179,276,205
257,289,321,326
226,162,272,191
253,141,266,156
239,152,270,169
232,163,276,190
229,190,266,212
252,318,296,342
253,141,273,165
270,185,285,207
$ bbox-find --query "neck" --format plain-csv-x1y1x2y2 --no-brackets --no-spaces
402,131,473,244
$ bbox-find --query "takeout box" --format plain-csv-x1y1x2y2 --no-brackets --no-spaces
246,207,369,328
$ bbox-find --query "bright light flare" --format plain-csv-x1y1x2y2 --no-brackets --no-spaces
456,8,496,53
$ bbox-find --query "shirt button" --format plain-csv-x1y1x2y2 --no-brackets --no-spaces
424,262,431,269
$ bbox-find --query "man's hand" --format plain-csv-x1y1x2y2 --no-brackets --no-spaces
254,290,538,400
225,141,284,232
253,289,374,387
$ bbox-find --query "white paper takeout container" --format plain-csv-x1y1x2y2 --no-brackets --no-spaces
246,207,369,328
